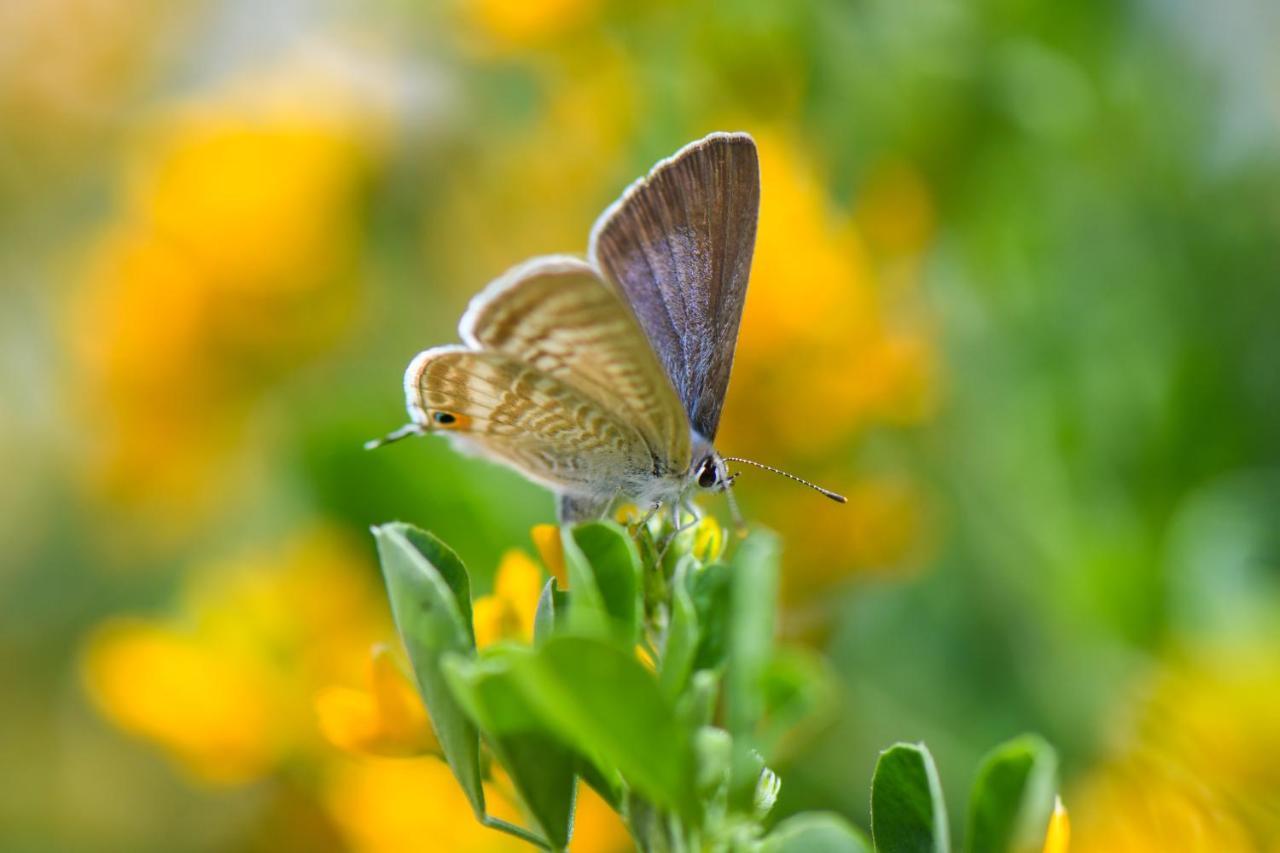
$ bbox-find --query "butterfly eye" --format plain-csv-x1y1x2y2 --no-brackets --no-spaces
431,410,469,429
696,459,719,489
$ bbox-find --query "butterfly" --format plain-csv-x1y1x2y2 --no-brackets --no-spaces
371,132,844,522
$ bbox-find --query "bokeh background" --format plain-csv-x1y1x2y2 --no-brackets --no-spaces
3,0,1279,849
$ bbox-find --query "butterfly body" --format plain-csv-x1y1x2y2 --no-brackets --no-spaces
393,133,761,521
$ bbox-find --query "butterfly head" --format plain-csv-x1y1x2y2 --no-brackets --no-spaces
693,454,728,491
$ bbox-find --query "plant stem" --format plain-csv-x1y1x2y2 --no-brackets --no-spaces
481,816,553,850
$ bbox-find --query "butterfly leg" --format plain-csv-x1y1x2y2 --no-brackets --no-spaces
656,500,702,562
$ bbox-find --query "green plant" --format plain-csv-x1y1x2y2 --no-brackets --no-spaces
373,516,1062,852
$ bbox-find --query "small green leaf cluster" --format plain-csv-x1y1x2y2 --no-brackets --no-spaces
870,738,1059,853
373,518,1059,853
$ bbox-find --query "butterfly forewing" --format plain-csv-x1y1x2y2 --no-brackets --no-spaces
589,132,760,441
459,256,691,474
405,346,652,494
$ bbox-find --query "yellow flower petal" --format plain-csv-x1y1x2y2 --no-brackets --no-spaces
613,503,643,525
691,515,725,563
1042,796,1069,853
81,619,276,784
316,645,438,758
471,595,513,650
530,524,565,586
473,551,543,648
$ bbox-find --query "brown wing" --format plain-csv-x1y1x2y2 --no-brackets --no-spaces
459,255,691,475
403,346,652,494
588,132,760,441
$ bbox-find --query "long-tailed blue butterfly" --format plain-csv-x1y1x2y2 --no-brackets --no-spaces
371,132,844,522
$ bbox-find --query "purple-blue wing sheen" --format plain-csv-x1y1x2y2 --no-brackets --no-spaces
589,132,760,442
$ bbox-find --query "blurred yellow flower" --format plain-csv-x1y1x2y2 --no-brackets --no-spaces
82,617,278,784
473,550,544,648
1043,796,1070,853
325,757,525,853
1070,651,1280,851
458,0,601,50
316,644,439,758
722,131,937,454
66,56,385,532
715,132,938,600
531,523,567,585
570,783,634,853
691,515,726,563
82,527,387,783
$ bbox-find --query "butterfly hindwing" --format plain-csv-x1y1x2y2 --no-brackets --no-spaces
459,256,691,476
404,345,651,497
589,132,760,441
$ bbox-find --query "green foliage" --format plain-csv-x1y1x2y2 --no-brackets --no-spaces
376,519,1063,852
372,523,486,818
965,735,1059,853
762,813,872,853
444,656,577,848
871,743,950,853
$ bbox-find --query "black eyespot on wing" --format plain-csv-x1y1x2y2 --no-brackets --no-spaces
433,411,457,425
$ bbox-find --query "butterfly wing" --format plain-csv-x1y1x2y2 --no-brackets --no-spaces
588,132,760,441
459,255,691,474
404,345,654,499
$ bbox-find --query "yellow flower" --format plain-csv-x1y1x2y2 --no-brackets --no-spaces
1069,651,1280,850
530,523,566,586
570,782,634,853
472,550,544,648
66,55,384,531
82,617,279,784
613,503,645,525
81,527,388,783
324,757,526,853
635,645,657,672
691,515,725,563
457,0,601,51
1043,796,1069,853
722,131,937,452
316,645,439,758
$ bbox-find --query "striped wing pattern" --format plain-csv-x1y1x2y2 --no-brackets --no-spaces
404,346,652,494
460,256,691,474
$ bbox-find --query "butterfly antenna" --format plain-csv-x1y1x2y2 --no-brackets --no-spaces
364,424,422,451
721,457,847,504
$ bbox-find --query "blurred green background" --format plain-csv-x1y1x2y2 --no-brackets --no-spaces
3,0,1279,850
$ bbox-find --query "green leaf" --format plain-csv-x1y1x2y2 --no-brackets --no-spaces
965,735,1058,853
373,523,485,818
687,561,732,670
533,577,568,643
577,757,623,812
871,742,950,853
660,556,699,701
568,522,642,644
495,635,700,822
444,655,576,849
725,531,780,737
762,813,873,853
559,526,610,638
723,531,780,804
